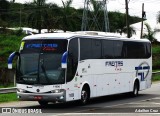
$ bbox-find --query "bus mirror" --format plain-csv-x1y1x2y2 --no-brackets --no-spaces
8,52,19,69
61,51,68,69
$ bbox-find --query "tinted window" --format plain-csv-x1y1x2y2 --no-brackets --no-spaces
67,38,79,82
102,40,114,59
92,39,102,59
144,43,151,58
80,38,92,60
114,41,124,58
124,41,151,58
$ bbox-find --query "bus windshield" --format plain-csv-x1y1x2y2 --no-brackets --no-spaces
16,39,67,85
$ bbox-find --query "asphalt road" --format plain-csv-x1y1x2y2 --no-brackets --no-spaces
0,82,160,115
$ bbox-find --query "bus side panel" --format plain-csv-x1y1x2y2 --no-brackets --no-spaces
65,60,94,101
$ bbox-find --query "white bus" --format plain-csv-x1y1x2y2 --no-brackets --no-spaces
8,32,152,105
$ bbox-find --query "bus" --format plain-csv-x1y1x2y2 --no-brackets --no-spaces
8,31,152,105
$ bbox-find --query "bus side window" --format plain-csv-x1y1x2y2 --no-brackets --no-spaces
80,38,92,60
92,39,102,59
102,40,114,59
145,43,151,58
67,38,78,82
114,41,124,58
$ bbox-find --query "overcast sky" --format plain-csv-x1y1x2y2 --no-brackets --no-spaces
10,0,160,25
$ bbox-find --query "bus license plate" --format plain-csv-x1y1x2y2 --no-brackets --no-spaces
34,96,42,100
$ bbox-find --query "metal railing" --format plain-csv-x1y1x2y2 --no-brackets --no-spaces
152,71,160,74
0,87,16,94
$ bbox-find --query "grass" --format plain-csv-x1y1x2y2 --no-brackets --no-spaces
152,74,160,81
0,93,18,103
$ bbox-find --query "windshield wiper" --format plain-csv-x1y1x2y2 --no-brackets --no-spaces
41,63,50,83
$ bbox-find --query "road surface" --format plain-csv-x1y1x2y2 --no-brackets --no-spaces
0,82,160,115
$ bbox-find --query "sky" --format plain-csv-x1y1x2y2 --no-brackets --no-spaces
9,0,160,27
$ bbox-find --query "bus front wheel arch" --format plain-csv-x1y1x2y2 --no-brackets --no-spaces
80,84,90,105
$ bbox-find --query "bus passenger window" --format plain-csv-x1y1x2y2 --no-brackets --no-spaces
80,39,92,60
114,41,124,58
92,39,102,59
102,40,114,59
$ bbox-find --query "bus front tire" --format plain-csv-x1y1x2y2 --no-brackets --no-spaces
38,101,48,106
80,87,90,105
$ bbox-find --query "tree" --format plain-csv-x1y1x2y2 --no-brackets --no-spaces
44,3,62,32
0,0,10,32
60,0,76,32
142,23,158,42
122,26,136,37
0,0,10,21
27,0,48,33
157,11,160,23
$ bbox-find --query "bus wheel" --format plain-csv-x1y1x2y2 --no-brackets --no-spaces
131,81,139,97
80,87,89,105
38,101,48,106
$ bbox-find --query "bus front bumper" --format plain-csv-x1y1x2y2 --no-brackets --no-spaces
17,92,66,102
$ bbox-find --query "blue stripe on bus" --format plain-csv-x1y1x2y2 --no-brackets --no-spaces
8,52,16,64
61,51,68,64
135,66,150,70
135,67,142,70
143,66,150,70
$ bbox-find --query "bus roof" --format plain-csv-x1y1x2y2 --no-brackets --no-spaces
22,31,150,43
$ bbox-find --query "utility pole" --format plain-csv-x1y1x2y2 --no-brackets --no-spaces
140,3,144,38
125,0,130,38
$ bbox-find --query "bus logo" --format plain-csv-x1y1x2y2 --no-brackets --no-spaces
105,61,123,67
105,61,123,71
135,62,150,81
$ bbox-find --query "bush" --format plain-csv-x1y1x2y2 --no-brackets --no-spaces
0,34,25,68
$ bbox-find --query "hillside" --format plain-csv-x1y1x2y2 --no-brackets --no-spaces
0,34,25,68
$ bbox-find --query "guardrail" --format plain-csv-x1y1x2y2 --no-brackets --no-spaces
152,71,160,74
0,87,16,94
0,71,160,94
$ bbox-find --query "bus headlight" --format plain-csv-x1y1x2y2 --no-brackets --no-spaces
51,89,65,93
17,88,26,93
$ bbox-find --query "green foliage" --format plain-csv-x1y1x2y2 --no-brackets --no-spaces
0,83,14,88
152,44,160,69
109,11,141,33
0,0,10,21
0,1,142,33
60,0,79,32
0,35,24,68
27,0,49,33
0,93,17,103
143,23,158,42
152,74,160,81
152,45,160,54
